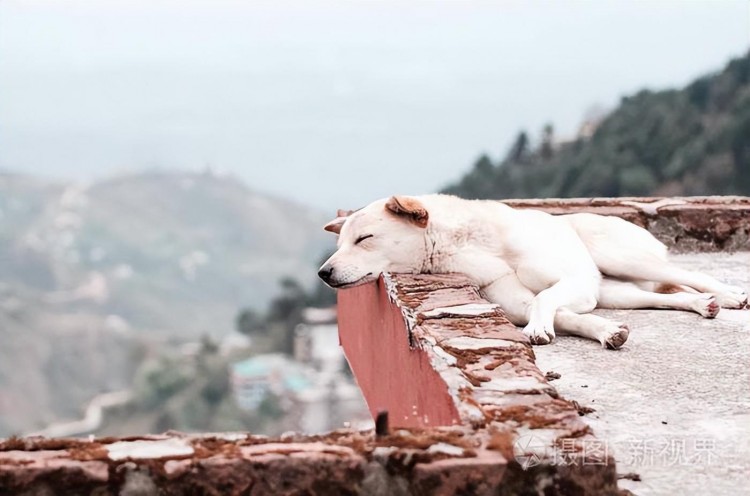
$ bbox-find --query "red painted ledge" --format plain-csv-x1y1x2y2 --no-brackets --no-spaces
336,274,462,428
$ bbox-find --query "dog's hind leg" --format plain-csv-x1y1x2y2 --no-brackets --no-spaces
602,259,747,309
598,278,720,317
570,215,746,309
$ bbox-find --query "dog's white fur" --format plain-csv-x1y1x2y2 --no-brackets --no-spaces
318,195,747,349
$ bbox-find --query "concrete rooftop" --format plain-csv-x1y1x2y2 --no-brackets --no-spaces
534,251,750,495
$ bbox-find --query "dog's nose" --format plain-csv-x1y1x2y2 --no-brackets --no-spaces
318,265,334,283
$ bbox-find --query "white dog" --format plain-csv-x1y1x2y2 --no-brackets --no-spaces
318,195,748,349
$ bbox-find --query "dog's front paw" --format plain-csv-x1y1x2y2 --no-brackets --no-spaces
523,321,555,345
601,322,630,350
715,286,748,309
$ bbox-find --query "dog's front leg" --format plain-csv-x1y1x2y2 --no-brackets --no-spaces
483,273,624,347
522,277,598,345
481,273,586,344
481,273,535,327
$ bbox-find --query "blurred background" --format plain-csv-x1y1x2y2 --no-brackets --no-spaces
0,0,748,437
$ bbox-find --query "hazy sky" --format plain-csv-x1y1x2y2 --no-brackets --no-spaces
1,1,748,210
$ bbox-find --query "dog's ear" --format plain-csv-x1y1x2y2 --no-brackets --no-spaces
323,216,347,234
385,196,429,228
324,208,359,234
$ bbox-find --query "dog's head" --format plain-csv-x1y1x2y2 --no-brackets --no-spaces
318,196,429,288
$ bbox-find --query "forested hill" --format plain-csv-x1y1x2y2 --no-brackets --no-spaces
443,52,750,199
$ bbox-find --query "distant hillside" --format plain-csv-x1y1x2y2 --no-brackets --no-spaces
0,170,332,435
443,52,750,199
0,170,332,338
0,283,139,435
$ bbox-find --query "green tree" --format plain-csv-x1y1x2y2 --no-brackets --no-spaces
443,51,750,200
540,123,555,160
506,131,530,164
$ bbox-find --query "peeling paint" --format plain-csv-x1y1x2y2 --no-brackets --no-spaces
426,442,465,457
441,337,518,350
429,345,458,367
198,432,248,442
106,438,194,461
478,376,551,393
620,198,687,216
421,303,500,319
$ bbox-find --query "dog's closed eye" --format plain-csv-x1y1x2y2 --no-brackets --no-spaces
355,234,374,245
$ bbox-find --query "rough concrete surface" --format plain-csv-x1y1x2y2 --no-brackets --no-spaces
534,252,750,496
